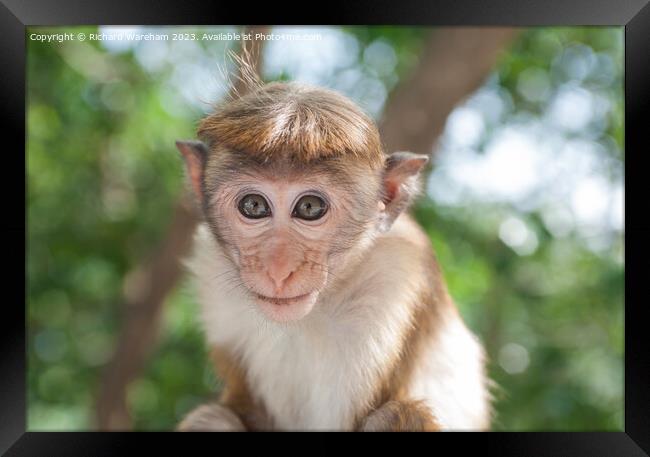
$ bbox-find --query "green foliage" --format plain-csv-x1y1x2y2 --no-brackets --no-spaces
27,26,623,431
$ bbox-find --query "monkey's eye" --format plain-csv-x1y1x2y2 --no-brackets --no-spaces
293,195,328,221
238,194,271,219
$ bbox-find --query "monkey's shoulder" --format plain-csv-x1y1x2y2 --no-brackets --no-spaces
367,213,439,275
385,213,431,248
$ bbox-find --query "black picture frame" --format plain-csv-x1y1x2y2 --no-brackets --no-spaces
3,0,648,455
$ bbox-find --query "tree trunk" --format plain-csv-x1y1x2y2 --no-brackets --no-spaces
380,27,518,155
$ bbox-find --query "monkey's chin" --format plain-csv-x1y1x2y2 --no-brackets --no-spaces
254,292,318,323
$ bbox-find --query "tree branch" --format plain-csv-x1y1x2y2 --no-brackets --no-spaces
380,27,519,156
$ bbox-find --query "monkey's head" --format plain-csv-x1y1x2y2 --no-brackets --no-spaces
177,82,428,323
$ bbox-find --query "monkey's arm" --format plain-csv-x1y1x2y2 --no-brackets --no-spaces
359,400,439,432
177,403,246,431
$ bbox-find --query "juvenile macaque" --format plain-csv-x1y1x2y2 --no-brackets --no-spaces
175,80,491,431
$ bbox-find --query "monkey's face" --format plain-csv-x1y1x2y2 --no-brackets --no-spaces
205,164,380,323
176,80,429,323
177,82,428,323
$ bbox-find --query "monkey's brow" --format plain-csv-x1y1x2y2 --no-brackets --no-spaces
297,188,330,199
234,184,262,194
213,185,259,206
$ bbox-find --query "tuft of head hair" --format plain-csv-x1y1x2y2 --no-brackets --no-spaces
197,82,385,169
222,47,264,100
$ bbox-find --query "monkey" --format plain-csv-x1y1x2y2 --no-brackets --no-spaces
174,80,491,431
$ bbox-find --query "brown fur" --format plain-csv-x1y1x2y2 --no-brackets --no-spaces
353,245,454,430
210,347,271,430
197,82,385,169
360,400,440,431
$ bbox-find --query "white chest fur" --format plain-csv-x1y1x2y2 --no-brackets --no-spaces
186,223,489,430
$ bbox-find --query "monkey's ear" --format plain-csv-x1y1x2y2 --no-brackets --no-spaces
379,151,429,232
176,140,208,203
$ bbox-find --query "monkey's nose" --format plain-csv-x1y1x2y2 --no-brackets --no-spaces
267,269,294,292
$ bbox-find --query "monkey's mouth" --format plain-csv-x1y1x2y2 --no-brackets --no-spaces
252,290,319,323
254,292,314,306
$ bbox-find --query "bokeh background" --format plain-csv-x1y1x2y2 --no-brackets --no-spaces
27,26,624,430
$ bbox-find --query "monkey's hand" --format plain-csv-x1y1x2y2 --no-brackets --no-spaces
176,403,246,431
359,400,439,432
